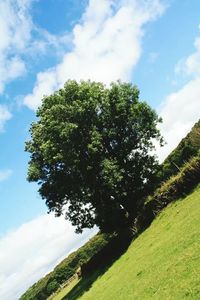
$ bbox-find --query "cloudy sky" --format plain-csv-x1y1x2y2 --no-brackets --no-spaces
1,0,200,299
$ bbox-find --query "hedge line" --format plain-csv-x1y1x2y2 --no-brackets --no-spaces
136,155,200,233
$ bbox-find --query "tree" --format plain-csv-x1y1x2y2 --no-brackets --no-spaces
46,279,59,295
26,80,162,233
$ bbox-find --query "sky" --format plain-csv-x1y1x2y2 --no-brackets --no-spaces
0,0,200,299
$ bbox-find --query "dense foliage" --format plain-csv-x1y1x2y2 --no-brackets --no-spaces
161,119,200,181
19,233,112,300
26,80,162,233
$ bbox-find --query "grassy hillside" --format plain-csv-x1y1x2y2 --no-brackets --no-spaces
21,155,200,300
63,184,200,300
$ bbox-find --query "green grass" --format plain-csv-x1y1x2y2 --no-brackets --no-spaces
63,185,200,300
52,278,79,300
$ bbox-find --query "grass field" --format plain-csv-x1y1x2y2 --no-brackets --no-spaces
62,185,200,300
52,278,79,300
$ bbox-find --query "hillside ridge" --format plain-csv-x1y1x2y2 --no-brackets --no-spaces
63,184,200,300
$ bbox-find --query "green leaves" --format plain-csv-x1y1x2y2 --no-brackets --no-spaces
26,80,162,233
101,158,124,189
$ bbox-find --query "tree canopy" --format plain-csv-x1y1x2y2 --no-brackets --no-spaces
26,80,162,233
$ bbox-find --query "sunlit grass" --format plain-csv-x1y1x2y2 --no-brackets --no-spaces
64,185,200,300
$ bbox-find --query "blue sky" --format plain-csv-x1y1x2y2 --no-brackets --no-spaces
0,0,200,299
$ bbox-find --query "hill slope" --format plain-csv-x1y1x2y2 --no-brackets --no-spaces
63,184,200,300
161,119,200,180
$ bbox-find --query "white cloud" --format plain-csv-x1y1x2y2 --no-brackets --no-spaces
157,34,200,162
24,0,165,110
185,37,200,76
0,169,12,182
0,214,96,300
0,0,70,94
0,0,33,93
0,105,12,132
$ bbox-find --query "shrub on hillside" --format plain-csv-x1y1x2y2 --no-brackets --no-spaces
46,280,59,295
160,119,200,181
137,155,200,232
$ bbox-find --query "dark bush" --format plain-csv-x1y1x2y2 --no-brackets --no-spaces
46,279,59,295
160,119,200,181
137,155,200,233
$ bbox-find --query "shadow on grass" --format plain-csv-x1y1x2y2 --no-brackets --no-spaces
62,234,132,300
62,265,109,300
